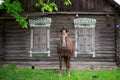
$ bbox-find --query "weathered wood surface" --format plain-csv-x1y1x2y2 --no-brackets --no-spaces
20,0,115,12
32,28,48,52
76,28,95,53
0,20,4,66
116,18,120,66
50,14,115,56
2,14,116,68
4,21,30,55
0,0,119,69
3,61,117,70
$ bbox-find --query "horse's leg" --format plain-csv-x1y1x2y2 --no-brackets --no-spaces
64,56,67,68
66,56,71,76
59,56,62,76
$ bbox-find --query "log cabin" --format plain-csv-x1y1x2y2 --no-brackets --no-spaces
0,0,120,70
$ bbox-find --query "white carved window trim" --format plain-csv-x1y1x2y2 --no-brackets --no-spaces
29,17,52,57
74,18,96,57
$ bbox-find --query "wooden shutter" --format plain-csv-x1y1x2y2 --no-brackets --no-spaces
30,27,50,57
75,27,95,57
74,18,96,57
29,17,51,57
33,28,47,52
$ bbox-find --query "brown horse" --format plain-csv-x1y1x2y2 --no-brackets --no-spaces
57,28,74,76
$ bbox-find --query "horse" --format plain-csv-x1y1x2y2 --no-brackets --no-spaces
57,28,74,76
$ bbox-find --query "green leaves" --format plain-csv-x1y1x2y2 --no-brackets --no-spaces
36,0,58,13
0,0,28,28
0,4,4,10
64,0,72,6
0,0,4,10
15,15,28,28
0,0,72,28
36,0,71,13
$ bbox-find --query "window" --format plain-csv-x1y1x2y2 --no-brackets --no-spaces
74,18,96,57
29,17,52,57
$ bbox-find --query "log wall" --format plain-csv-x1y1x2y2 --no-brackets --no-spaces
3,14,117,69
4,20,30,63
20,0,114,12
116,17,120,66
0,20,4,66
50,14,116,58
0,0,119,69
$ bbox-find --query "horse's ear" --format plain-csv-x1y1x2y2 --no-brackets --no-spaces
60,29,62,33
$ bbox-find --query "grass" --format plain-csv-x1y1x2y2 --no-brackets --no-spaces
0,64,120,80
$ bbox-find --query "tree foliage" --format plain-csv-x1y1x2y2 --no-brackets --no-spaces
0,0,71,28
36,0,58,13
0,0,28,28
36,0,72,13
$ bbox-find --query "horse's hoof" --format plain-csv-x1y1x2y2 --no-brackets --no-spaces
68,74,70,76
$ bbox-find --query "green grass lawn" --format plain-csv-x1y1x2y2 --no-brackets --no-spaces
0,64,120,80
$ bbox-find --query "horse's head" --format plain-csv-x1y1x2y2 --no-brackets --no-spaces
60,28,68,49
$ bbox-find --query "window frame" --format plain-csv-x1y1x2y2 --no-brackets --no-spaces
74,18,96,57
30,27,50,57
29,17,52,57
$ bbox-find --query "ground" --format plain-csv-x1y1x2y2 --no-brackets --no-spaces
0,64,120,80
